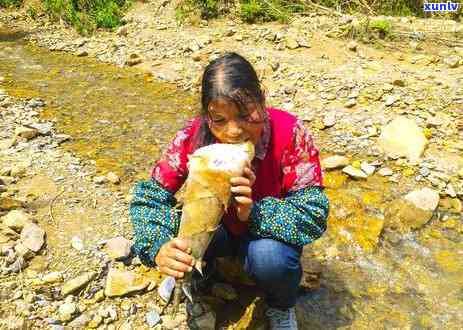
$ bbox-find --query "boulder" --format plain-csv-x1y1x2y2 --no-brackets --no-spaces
378,117,427,162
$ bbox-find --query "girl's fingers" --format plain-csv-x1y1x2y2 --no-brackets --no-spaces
231,185,252,196
160,267,184,279
243,167,256,184
230,177,250,187
165,259,193,273
170,238,190,252
167,249,195,266
234,196,253,205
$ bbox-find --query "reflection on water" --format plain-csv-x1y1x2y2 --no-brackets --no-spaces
1,32,462,329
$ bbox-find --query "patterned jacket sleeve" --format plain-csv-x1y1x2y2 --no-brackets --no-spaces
249,120,329,246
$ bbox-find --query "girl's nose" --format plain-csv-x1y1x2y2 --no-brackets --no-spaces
227,120,243,137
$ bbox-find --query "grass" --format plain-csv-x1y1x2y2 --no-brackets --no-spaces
0,0,23,7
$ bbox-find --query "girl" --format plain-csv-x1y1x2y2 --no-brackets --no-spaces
130,52,329,330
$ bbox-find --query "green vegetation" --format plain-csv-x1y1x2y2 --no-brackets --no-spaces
41,0,130,35
0,0,23,7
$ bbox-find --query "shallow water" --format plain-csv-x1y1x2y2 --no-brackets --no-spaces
1,29,462,329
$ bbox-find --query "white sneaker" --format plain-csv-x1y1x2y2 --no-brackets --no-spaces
266,307,298,330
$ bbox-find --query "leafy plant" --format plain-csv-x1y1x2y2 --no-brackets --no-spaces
0,0,23,7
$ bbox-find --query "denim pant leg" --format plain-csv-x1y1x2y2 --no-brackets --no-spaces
239,237,303,309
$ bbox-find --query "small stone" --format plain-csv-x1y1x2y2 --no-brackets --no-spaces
322,114,336,128
61,272,97,296
145,310,161,327
404,187,440,212
285,37,299,49
342,165,367,179
106,172,120,184
125,54,142,66
105,236,132,260
68,313,92,328
158,276,176,302
71,236,84,251
42,272,63,284
443,55,461,68
322,155,349,170
211,283,238,300
116,25,128,37
76,50,88,57
444,184,457,198
1,210,31,231
378,167,393,176
59,302,76,322
360,162,376,176
385,95,399,106
93,176,107,184
104,268,150,297
347,41,357,51
344,98,357,108
15,126,39,140
28,122,52,135
458,168,463,179
14,242,34,260
20,223,45,252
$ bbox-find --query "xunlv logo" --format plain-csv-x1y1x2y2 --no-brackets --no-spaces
423,1,460,11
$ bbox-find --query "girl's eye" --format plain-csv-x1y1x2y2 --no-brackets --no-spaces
211,117,226,124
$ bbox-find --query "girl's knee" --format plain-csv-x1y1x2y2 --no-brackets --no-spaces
245,239,302,282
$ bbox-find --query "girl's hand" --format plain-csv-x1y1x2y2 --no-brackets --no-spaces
155,238,195,278
230,164,256,222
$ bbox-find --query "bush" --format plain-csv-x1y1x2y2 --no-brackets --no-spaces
0,0,23,7
42,0,130,35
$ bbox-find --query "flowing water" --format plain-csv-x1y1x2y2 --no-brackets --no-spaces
1,29,462,329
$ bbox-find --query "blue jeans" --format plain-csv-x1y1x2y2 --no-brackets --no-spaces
203,225,303,309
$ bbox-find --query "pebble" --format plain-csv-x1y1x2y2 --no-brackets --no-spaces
385,95,399,106
360,162,376,176
342,165,367,179
106,172,120,184
20,223,45,252
2,210,31,231
347,41,357,51
378,167,393,176
93,176,107,184
71,236,84,251
322,114,336,128
15,126,39,140
145,310,161,327
58,302,77,322
322,155,350,170
443,55,461,68
344,98,357,108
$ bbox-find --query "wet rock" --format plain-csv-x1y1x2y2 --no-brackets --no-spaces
145,310,161,327
211,282,238,300
385,199,433,233
1,210,31,231
15,126,38,140
322,155,349,170
105,236,132,260
443,55,461,68
75,50,88,57
342,165,367,179
404,187,439,211
125,53,143,66
59,302,77,322
190,310,216,330
61,272,97,296
20,223,45,252
347,40,357,51
104,268,150,297
106,172,120,184
378,117,427,162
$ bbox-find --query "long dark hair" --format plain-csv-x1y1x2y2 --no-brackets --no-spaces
192,52,266,149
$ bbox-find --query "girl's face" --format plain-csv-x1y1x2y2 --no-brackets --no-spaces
207,98,265,146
